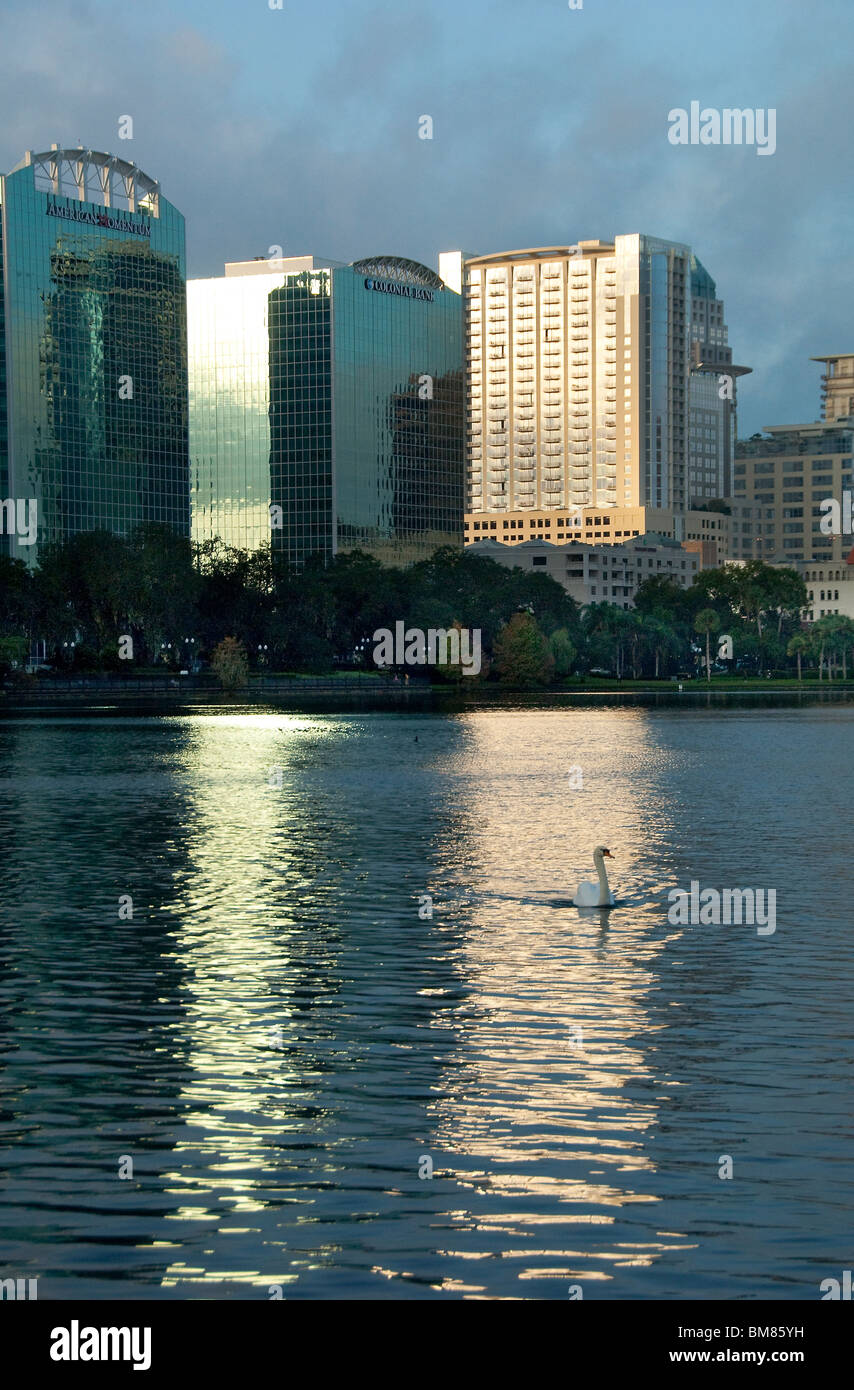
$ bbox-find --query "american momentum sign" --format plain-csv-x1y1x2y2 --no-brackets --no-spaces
364,276,434,302
45,196,151,238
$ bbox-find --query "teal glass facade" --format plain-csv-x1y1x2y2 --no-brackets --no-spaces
328,265,463,566
269,269,334,563
190,257,463,567
0,152,188,561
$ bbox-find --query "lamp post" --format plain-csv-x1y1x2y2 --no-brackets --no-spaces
181,636,198,674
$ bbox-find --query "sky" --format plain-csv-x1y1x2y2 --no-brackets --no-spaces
1,0,852,436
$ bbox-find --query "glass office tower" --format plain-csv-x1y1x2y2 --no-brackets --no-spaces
189,254,464,567
188,271,291,551
0,146,188,562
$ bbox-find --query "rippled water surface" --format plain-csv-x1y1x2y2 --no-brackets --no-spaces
1,705,852,1299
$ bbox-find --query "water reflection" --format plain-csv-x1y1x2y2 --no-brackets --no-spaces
416,711,688,1295
0,706,853,1298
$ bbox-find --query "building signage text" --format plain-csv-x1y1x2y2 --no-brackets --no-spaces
45,196,151,238
364,277,434,302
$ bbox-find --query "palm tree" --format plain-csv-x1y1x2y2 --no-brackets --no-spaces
694,608,720,683
827,615,854,682
641,613,681,679
787,632,811,682
811,615,838,681
841,617,854,683
823,619,854,683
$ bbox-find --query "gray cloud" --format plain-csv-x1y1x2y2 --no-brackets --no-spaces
1,0,851,434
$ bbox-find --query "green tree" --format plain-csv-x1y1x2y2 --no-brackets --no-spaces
0,634,29,674
640,613,682,678
766,567,808,637
836,615,854,682
322,550,401,662
493,611,554,686
582,603,636,678
818,614,854,681
128,523,200,665
0,555,34,637
811,616,837,681
549,627,576,678
211,635,249,691
634,575,689,622
694,608,720,682
35,530,133,657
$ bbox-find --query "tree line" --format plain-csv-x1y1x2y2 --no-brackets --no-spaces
0,527,846,684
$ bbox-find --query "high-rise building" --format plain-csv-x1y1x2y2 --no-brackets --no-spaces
0,145,188,562
188,260,339,554
441,234,746,528
731,357,854,565
812,354,854,422
688,254,750,504
189,254,464,567
733,421,854,564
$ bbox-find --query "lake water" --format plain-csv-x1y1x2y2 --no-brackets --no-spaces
1,703,852,1300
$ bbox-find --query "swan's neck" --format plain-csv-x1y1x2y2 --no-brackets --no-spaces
595,856,610,905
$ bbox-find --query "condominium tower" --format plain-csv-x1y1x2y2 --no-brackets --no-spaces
441,234,747,528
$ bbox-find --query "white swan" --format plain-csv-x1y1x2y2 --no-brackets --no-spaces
572,846,615,907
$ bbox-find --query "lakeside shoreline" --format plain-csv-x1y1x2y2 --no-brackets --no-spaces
4,676,854,714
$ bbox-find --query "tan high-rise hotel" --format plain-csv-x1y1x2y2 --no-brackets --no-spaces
440,235,748,534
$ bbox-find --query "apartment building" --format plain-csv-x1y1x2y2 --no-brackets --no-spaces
467,533,699,607
733,420,854,564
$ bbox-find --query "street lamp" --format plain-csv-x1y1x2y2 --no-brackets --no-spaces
176,636,197,675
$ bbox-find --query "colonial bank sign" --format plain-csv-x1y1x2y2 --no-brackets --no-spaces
364,276,434,302
45,195,151,238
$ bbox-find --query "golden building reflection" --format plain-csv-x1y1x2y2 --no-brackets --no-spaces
419,708,696,1293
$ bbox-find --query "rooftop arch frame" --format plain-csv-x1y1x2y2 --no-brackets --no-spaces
352,255,443,290
13,145,160,217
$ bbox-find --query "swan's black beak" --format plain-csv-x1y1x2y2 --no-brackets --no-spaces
603,849,614,858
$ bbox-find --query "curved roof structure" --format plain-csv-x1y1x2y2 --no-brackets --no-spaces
352,255,443,289
466,242,615,266
12,146,160,217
